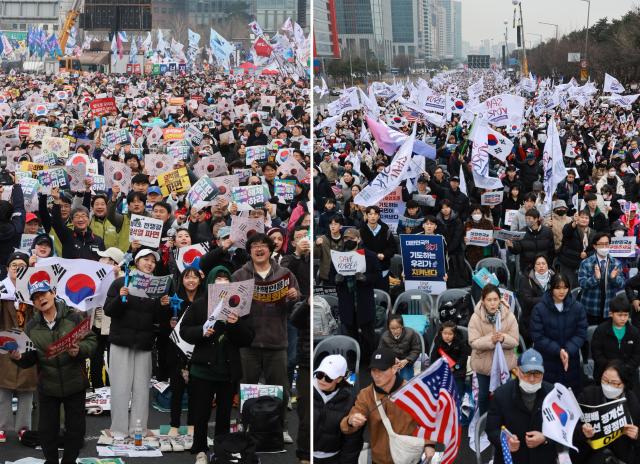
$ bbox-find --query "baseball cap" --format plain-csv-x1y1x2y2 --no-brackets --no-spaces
369,348,396,370
134,248,159,263
28,279,52,298
314,354,348,380
97,247,125,265
25,213,39,223
518,348,544,374
552,200,567,210
148,186,162,195
450,176,460,182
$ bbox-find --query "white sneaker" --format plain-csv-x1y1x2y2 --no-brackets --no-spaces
283,430,293,444
170,437,185,452
195,451,208,464
159,437,172,452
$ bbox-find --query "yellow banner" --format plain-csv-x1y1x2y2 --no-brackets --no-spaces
157,167,190,196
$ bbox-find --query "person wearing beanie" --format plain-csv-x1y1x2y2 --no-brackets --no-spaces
180,266,254,460
50,187,105,261
29,233,55,264
0,251,36,442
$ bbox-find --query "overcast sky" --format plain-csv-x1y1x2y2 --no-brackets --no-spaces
462,0,640,48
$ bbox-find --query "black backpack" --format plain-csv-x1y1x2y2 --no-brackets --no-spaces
211,432,260,464
241,396,284,452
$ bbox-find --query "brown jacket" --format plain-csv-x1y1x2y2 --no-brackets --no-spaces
340,381,423,464
468,301,519,376
0,299,37,391
545,212,572,252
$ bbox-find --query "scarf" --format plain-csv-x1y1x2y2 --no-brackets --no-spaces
486,309,500,325
534,271,551,289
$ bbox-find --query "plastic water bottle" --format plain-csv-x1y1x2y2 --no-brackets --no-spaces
134,419,142,446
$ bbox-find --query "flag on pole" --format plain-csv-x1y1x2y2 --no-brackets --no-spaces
604,73,625,94
248,21,264,37
390,358,461,464
459,165,468,196
489,342,511,392
543,119,568,208
365,115,435,159
500,428,515,464
542,383,582,451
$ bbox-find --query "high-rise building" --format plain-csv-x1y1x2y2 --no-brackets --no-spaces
334,0,393,66
152,0,186,30
417,0,432,61
390,0,419,59
255,0,296,34
314,0,340,59
0,0,61,32
453,0,461,59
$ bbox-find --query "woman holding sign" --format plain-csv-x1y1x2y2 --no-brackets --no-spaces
464,204,495,268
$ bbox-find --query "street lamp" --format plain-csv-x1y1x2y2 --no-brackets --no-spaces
538,21,558,41
504,20,509,68
513,0,527,75
527,32,542,48
581,0,591,66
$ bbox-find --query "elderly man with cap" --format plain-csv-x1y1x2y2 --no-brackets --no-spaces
486,348,558,464
340,347,436,463
10,274,96,464
104,247,171,439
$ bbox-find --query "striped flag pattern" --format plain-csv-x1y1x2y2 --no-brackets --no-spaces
390,358,461,464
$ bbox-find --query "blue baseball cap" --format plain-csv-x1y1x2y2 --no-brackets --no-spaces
28,280,52,298
148,186,162,195
518,348,544,374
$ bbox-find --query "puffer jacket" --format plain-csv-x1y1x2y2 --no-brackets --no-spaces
468,301,519,375
14,300,97,397
378,327,422,364
509,224,555,272
0,185,25,266
90,216,120,250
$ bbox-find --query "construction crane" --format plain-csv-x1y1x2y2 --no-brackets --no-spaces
57,0,83,71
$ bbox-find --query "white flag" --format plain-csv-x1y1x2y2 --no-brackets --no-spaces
467,77,484,102
327,88,360,116
248,21,264,37
469,94,526,127
489,342,510,393
607,93,640,108
459,165,468,196
281,17,293,32
188,29,201,47
542,383,582,451
543,119,568,207
313,77,329,98
604,73,625,94
472,123,513,163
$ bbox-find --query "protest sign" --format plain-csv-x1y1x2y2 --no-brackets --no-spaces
103,159,132,192
212,175,240,202
219,131,235,145
167,143,190,160
158,167,191,196
231,185,266,209
129,214,163,248
330,250,366,276
399,216,425,229
240,383,283,412
466,228,494,246
45,317,91,358
85,386,113,413
472,267,500,288
19,161,46,175
413,194,436,207
233,168,252,183
184,124,203,146
207,279,255,320
186,177,219,207
29,125,52,140
0,329,34,354
580,398,632,449
494,229,526,242
66,163,86,192
481,191,503,206
253,273,291,303
260,95,276,107
92,175,106,193
127,271,172,298
230,215,265,247
610,236,636,258
103,128,129,147
90,97,117,117
37,167,69,193
41,136,70,159
19,121,37,137
379,187,405,234
245,145,268,165
274,178,296,203
504,209,518,227
277,156,306,181
145,153,174,177
193,155,228,178
399,234,447,294
19,177,39,202
163,127,185,141
175,243,210,272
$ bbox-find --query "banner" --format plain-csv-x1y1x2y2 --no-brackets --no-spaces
481,191,503,206
610,236,636,258
41,136,70,159
466,228,494,247
103,129,130,147
245,145,268,165
186,177,219,207
211,175,240,203
542,383,582,451
399,234,447,294
253,273,291,303
129,214,163,248
127,272,171,298
580,398,632,449
90,97,117,117
231,185,266,209
378,186,405,234
36,167,68,193
494,229,526,242
158,167,191,196
604,73,625,94
163,127,185,141
193,155,227,178
330,250,366,276
469,94,526,127
167,144,190,161
175,242,210,272
144,154,174,177
277,156,307,182
46,317,91,358
230,215,265,247
274,178,296,204
0,329,34,354
207,278,254,320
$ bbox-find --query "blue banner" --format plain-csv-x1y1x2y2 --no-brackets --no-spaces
399,234,447,294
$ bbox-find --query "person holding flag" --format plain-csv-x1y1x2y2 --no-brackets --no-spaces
486,349,558,464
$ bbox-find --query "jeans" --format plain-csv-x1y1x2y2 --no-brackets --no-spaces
38,390,86,464
399,364,415,381
477,373,491,416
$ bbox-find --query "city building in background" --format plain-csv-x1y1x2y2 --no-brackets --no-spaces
391,0,419,65
0,0,62,32
314,0,340,59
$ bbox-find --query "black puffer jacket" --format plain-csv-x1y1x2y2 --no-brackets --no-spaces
313,383,363,463
510,225,555,272
0,185,25,268
104,276,168,350
51,203,104,260
179,296,254,382
290,301,309,368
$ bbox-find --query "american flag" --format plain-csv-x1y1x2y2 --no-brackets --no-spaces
500,428,514,464
402,110,424,123
389,358,461,464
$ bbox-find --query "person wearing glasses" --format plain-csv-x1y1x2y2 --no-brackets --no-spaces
576,360,640,464
578,232,626,326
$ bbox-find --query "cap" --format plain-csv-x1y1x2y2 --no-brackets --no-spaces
134,248,159,263
314,354,348,380
552,200,567,210
518,348,545,374
266,226,284,238
25,212,39,223
7,251,29,267
148,186,162,195
369,347,396,370
450,176,460,182
97,247,125,265
28,279,52,298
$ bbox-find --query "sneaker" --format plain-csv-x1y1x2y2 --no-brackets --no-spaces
0,430,5,443
168,427,179,437
159,437,172,452
287,397,293,410
183,434,193,450
283,430,293,444
195,451,208,464
170,437,185,452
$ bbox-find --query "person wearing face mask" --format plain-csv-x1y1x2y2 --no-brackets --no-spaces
464,205,495,268
596,185,624,227
530,273,587,392
575,361,640,464
596,164,626,198
486,349,558,464
578,233,626,326
507,208,555,272
557,208,595,289
468,284,520,415
584,192,610,233
378,314,422,381
544,200,572,252
591,294,640,391
518,255,554,346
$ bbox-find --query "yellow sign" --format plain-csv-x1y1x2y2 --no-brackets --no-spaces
157,167,191,196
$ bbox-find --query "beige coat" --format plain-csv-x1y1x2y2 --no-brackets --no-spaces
0,299,37,391
545,212,572,252
468,301,519,376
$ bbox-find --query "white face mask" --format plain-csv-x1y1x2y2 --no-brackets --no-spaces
596,247,610,258
576,159,583,166
602,383,623,399
608,171,616,178
472,213,482,222
520,380,542,394
614,230,625,238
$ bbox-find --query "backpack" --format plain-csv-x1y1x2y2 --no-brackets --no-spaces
241,396,284,452
211,432,259,464
313,296,338,336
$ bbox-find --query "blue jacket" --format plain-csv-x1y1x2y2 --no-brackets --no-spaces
530,292,587,392
577,253,625,318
